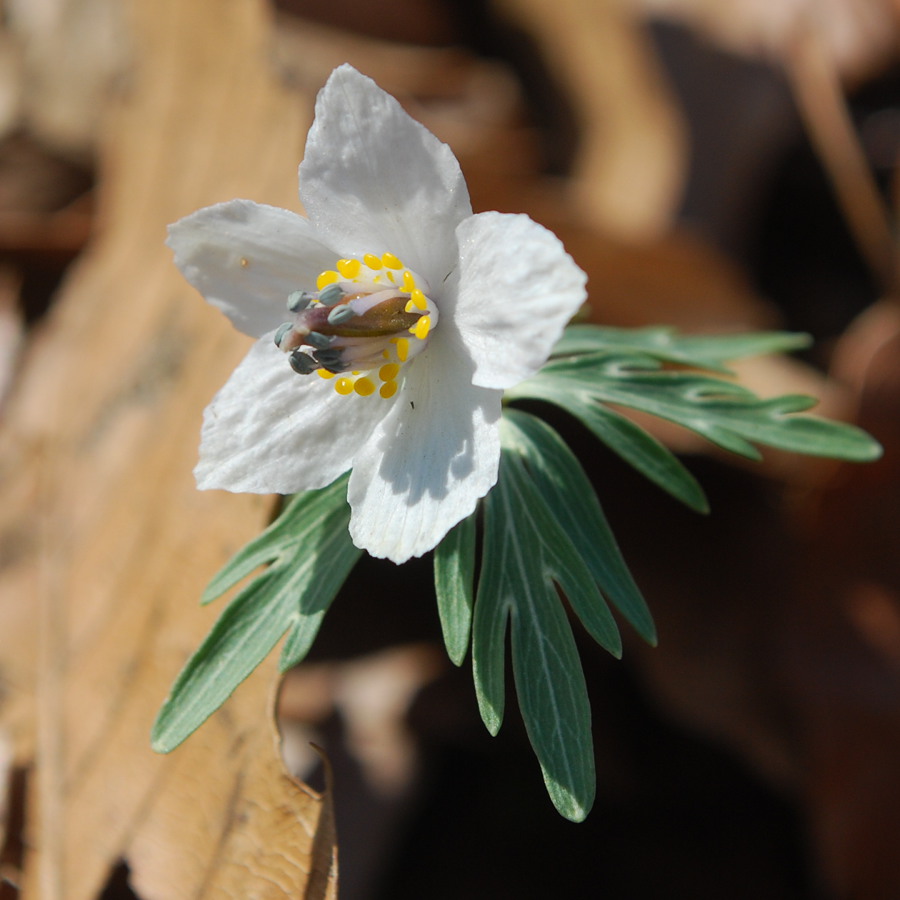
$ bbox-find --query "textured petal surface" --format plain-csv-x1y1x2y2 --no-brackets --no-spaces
168,200,338,337
299,65,471,283
347,328,502,563
196,337,389,493
453,212,587,389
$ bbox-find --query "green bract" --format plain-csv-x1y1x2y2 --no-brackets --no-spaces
154,323,881,819
512,326,879,512
151,474,360,753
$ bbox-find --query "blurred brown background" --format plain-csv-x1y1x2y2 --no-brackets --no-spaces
1,0,899,897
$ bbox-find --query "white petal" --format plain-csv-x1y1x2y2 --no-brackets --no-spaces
453,212,587,389
167,200,339,338
196,337,389,494
347,333,502,563
299,65,472,283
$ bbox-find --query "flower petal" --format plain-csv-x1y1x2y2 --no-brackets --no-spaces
453,211,588,389
167,199,338,338
347,332,502,563
299,64,472,283
196,336,389,494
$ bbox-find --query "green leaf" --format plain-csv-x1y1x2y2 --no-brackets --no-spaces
152,474,359,753
200,495,311,606
510,352,882,470
434,514,477,666
557,397,708,512
502,409,656,645
473,420,614,821
470,541,508,737
552,325,812,373
152,575,296,754
277,511,362,671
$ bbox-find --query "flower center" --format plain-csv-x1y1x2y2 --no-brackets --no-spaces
273,252,438,399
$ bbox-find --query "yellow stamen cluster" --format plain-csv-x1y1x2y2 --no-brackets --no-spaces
316,252,421,297
309,253,433,399
325,365,399,399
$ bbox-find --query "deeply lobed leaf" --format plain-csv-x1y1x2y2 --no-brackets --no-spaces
168,322,882,825
473,426,600,821
153,474,359,753
502,409,656,644
509,350,881,502
551,325,813,373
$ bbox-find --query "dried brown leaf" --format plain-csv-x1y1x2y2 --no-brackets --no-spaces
3,0,130,158
0,0,339,896
494,0,688,240
634,0,900,83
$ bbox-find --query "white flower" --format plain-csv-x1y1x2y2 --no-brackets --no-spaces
167,65,586,564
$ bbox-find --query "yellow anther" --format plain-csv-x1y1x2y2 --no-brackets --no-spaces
364,253,383,269
402,271,416,292
387,272,396,284
334,377,354,395
379,363,400,382
380,381,399,399
382,252,403,269
404,299,416,313
317,369,335,380
382,349,390,359
411,316,431,340
417,317,432,339
354,377,376,397
316,270,339,289
337,258,361,279
410,288,428,311
394,338,409,362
